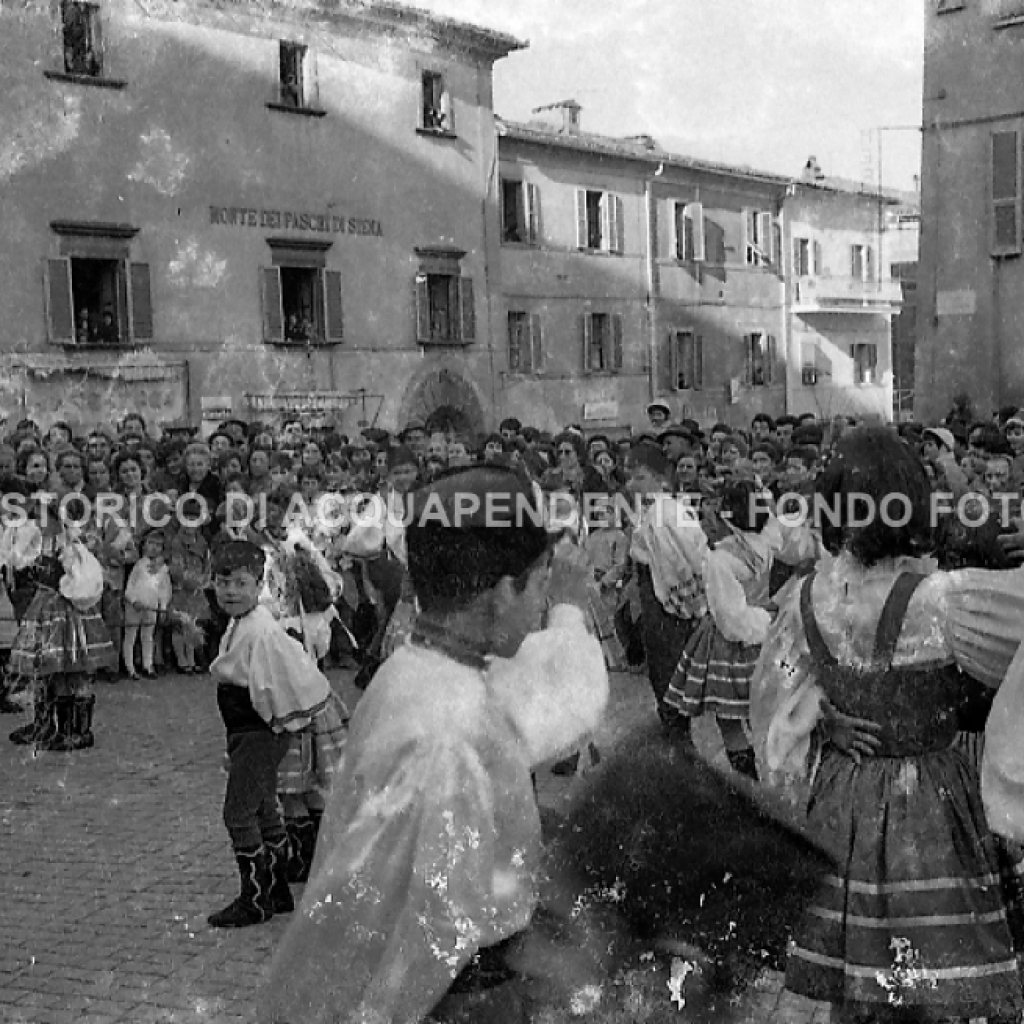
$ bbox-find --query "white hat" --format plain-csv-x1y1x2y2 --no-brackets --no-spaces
923,427,955,451
646,400,671,417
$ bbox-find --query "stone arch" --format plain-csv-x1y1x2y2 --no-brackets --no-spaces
399,366,487,439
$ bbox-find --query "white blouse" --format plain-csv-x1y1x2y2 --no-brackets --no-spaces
750,551,1024,836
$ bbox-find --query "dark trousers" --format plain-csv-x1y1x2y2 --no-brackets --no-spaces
223,729,290,851
635,563,697,706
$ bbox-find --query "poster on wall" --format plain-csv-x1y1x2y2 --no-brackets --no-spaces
2,358,188,432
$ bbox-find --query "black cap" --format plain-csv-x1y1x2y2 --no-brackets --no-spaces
212,540,266,577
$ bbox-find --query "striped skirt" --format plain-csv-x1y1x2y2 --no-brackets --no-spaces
277,690,349,796
786,745,1024,1019
9,587,117,679
663,615,758,720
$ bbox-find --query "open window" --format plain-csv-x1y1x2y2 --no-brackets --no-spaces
44,222,149,347
421,71,453,134
501,180,540,245
674,203,705,261
853,343,878,385
62,0,102,77
744,332,777,387
508,311,543,372
583,312,624,373
851,243,875,282
576,190,624,254
413,247,474,345
261,239,342,345
743,210,775,267
268,40,322,115
670,330,703,390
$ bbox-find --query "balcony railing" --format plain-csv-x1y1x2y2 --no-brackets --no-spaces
792,275,903,314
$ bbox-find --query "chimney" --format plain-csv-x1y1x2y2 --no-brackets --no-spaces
802,155,825,182
532,99,582,136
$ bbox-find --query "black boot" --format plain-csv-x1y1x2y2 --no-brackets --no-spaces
70,695,96,750
10,691,56,745
39,696,76,752
726,747,759,781
208,847,273,928
265,837,294,914
286,819,317,883
660,708,694,746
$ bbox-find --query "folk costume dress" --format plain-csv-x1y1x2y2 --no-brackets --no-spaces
665,525,776,721
752,552,1024,1021
259,604,609,1024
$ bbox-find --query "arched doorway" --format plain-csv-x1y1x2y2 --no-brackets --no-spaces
400,367,486,438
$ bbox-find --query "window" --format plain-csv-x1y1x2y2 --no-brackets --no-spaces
508,311,543,372
261,241,343,345
414,274,474,344
44,222,150,347
279,42,305,108
673,202,705,261
670,330,703,390
801,340,821,385
421,71,453,133
851,243,875,282
62,0,102,76
992,130,1021,256
793,238,810,276
501,180,540,245
583,313,623,372
853,343,878,385
744,332,776,387
576,190,624,254
744,210,775,267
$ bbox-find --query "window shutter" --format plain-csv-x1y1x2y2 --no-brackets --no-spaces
744,334,753,386
743,209,754,263
303,48,319,109
582,314,593,370
415,275,431,343
323,270,344,341
129,263,153,340
44,257,75,345
759,212,774,264
767,334,777,385
865,246,874,283
90,5,105,75
526,184,540,244
813,239,823,276
459,276,475,341
850,246,859,278
792,238,802,276
674,203,685,260
686,202,705,262
610,195,624,254
530,313,543,372
694,334,704,390
261,267,284,343
611,314,624,370
992,130,1021,254
600,194,612,252
576,189,588,249
116,260,130,343
669,330,680,391
440,85,453,131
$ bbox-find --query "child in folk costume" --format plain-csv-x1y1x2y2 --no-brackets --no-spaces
9,496,117,750
664,479,776,779
260,467,609,1024
752,429,1024,1024
625,442,710,733
123,530,172,679
167,500,211,674
207,540,347,930
0,482,39,712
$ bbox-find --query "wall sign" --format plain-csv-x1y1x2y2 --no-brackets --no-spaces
583,400,619,422
209,206,383,237
246,392,360,415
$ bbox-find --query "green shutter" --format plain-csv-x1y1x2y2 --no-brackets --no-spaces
44,257,75,345
323,270,344,342
611,314,624,371
459,276,475,342
261,267,284,343
130,263,153,340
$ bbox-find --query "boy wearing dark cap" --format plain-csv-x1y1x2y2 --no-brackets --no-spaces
207,540,343,930
261,467,609,1024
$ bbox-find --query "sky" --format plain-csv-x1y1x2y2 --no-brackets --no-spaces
412,0,925,191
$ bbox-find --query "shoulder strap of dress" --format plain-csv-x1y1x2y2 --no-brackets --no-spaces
799,572,837,666
872,572,927,666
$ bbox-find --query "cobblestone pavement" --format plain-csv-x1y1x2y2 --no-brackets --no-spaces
0,669,827,1024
